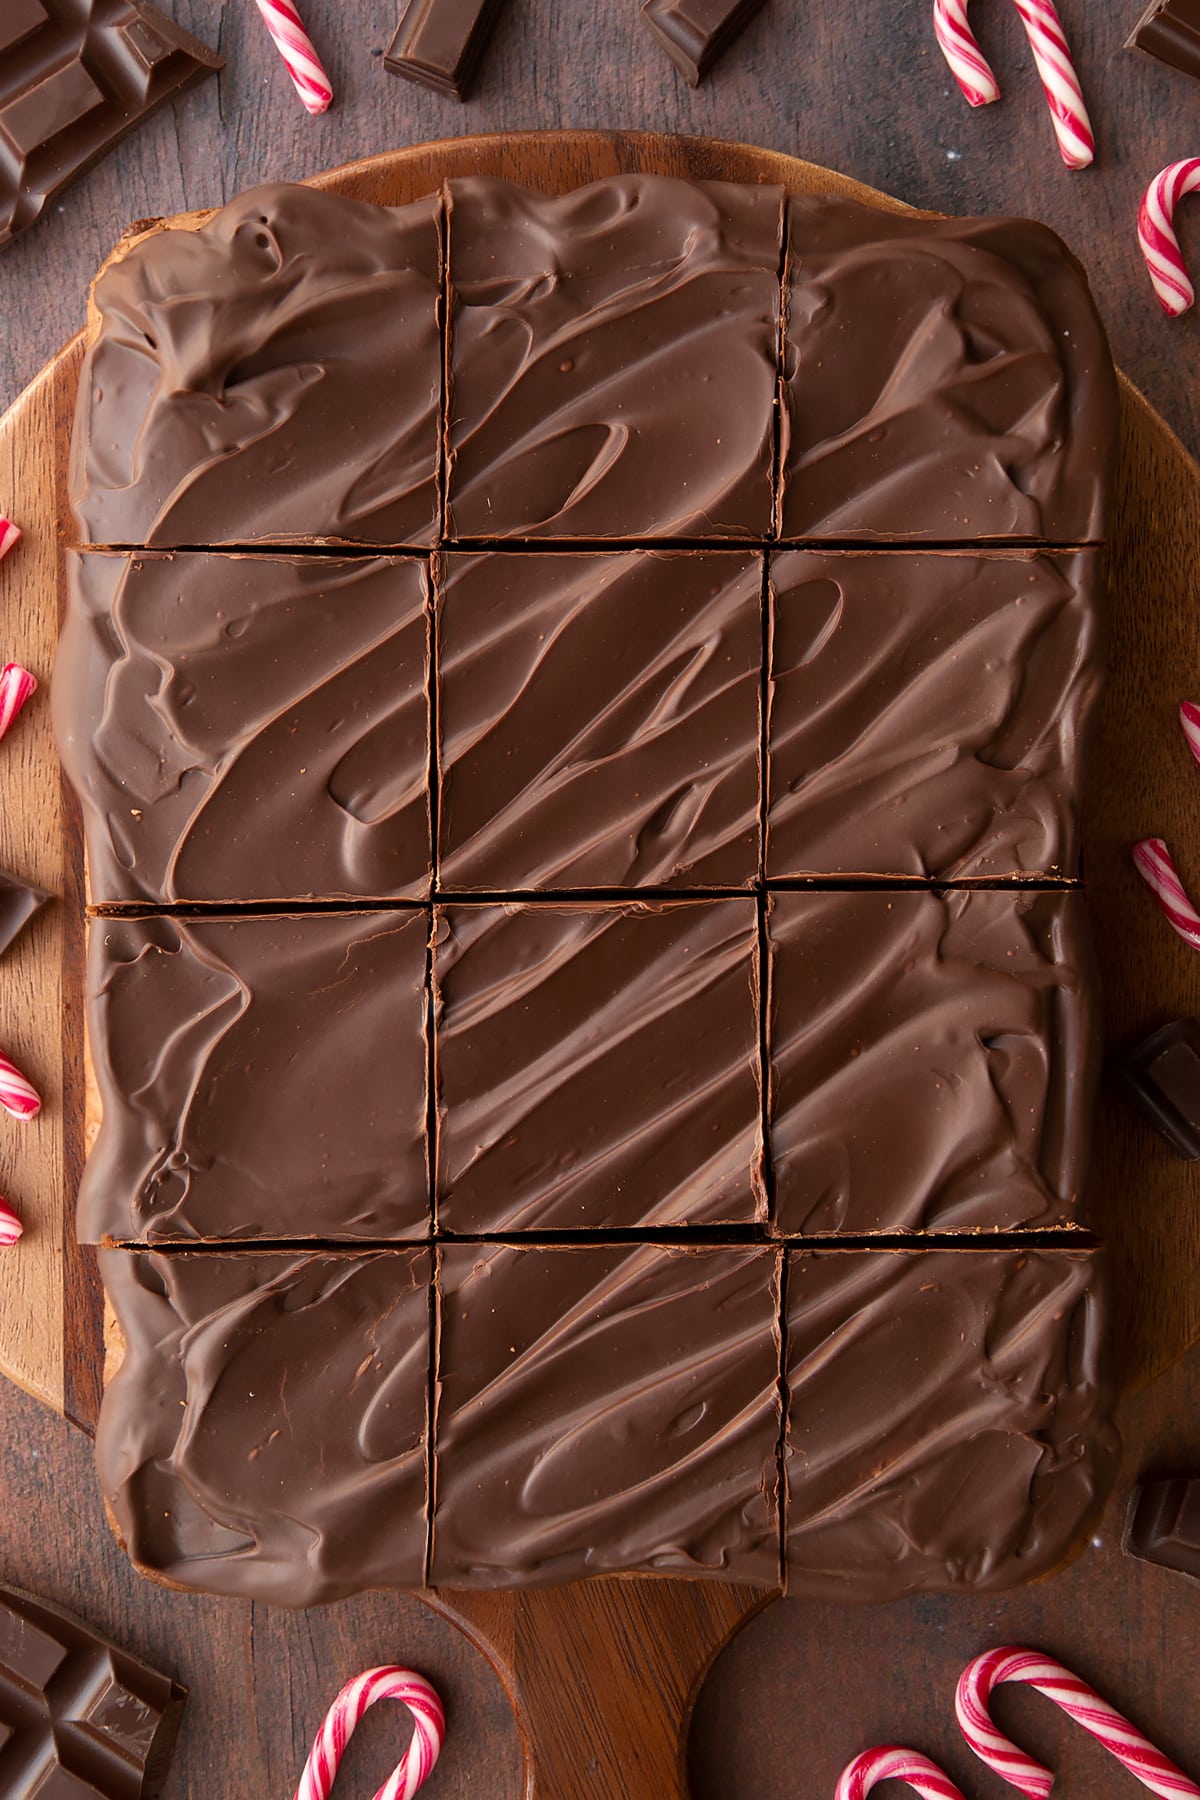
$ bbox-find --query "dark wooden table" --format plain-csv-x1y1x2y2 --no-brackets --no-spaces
2,4,1200,1797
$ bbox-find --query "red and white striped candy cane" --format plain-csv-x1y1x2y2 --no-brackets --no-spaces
1139,161,1200,317
932,0,1095,168
956,1646,1200,1799
835,1745,968,1799
253,0,332,115
1133,837,1200,952
1180,700,1200,769
0,518,19,563
0,663,35,741
293,1666,444,1800
0,1053,40,1123
0,1200,22,1247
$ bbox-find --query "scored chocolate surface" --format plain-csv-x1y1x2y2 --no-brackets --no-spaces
640,0,768,84
1126,0,1200,79
385,0,509,97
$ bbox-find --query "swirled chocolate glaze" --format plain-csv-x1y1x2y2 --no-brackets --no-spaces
96,1249,430,1606
781,198,1117,542
80,912,430,1244
768,888,1096,1234
70,184,442,548
431,1242,783,1587
434,901,763,1231
767,550,1103,879
785,1249,1118,1597
54,552,431,905
445,175,784,539
437,551,762,889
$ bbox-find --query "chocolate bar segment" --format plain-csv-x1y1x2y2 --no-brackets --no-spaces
785,1250,1117,1599
384,0,508,97
780,196,1117,542
0,869,50,956
71,184,442,548
96,1249,431,1606
640,0,768,84
446,175,784,540
434,901,764,1231
80,912,430,1245
437,551,762,890
54,553,431,905
766,550,1103,879
1126,0,1200,81
431,1242,783,1587
1117,1018,1200,1160
0,0,221,251
768,889,1097,1233
1127,1477,1200,1578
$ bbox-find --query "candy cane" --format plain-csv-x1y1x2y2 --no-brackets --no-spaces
0,664,36,741
1133,838,1200,952
932,0,1095,169
956,1646,1200,1799
253,0,333,115
1180,701,1200,770
1139,162,1200,317
0,518,19,563
0,1200,22,1247
293,1667,444,1800
835,1746,968,1799
0,1054,40,1123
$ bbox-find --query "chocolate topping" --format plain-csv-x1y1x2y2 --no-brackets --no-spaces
1126,0,1200,80
384,0,509,97
71,185,442,549
0,1584,183,1798
96,1249,430,1606
55,553,431,905
767,549,1103,879
0,0,220,252
437,551,762,890
445,176,784,540
785,1249,1117,1598
0,868,50,956
1117,1018,1200,1161
640,0,768,84
768,889,1097,1233
781,197,1117,542
1127,1477,1200,1579
80,912,430,1245
434,902,764,1231
431,1242,783,1588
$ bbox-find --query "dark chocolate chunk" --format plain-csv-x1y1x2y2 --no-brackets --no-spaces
96,1248,431,1605
1126,0,1200,80
0,1583,183,1798
766,549,1103,880
445,175,784,540
384,0,509,97
0,869,50,956
785,1249,1117,1599
437,551,763,890
1117,1018,1200,1160
71,185,443,549
431,1242,783,1587
768,888,1097,1233
0,0,220,251
80,912,430,1245
55,553,431,905
1127,1477,1200,1578
640,0,768,84
781,195,1117,542
434,901,764,1231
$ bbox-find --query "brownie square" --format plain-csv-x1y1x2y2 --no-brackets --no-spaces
768,889,1096,1233
55,552,431,905
80,911,430,1244
71,184,443,549
445,175,783,540
434,901,764,1231
766,549,1103,879
784,1249,1117,1599
437,550,763,890
431,1242,782,1587
96,1248,431,1605
780,197,1117,542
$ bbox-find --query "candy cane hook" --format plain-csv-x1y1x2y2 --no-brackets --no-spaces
293,1666,444,1800
1140,162,1200,317
835,1745,968,1799
956,1646,1200,1799
932,0,1095,168
1179,701,1200,770
1133,838,1200,953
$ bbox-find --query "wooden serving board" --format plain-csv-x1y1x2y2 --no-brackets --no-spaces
0,131,1196,1799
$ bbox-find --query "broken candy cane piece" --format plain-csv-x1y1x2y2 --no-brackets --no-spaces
1140,161,1200,316
932,0,1095,167
835,1745,968,1798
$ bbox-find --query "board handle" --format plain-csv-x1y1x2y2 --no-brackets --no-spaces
428,1578,773,1798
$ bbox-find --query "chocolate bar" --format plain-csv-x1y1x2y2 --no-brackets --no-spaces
0,869,49,956
1126,0,1200,81
1127,1477,1200,1578
0,1582,183,1796
384,0,509,98
0,0,221,251
1117,1018,1200,1160
640,0,768,85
